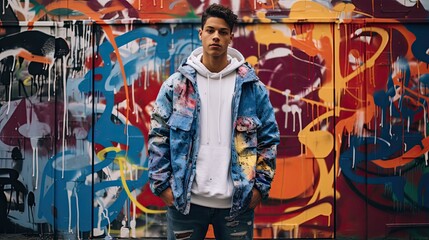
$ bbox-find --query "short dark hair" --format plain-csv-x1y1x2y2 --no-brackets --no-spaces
201,4,238,33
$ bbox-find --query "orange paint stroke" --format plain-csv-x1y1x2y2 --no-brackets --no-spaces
411,61,429,78
390,25,417,59
400,84,429,104
99,6,125,15
100,24,131,127
30,0,131,127
334,96,375,176
270,155,315,200
371,138,429,169
290,30,319,57
267,84,338,210
322,27,389,168
18,49,53,64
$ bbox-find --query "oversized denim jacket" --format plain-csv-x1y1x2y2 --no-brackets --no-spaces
148,61,280,218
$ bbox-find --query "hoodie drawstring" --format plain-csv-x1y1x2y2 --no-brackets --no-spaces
205,73,223,145
218,73,222,144
206,74,210,145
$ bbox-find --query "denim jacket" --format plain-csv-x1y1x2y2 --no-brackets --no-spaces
148,61,280,218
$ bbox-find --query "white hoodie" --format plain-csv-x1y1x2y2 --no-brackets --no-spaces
186,47,245,209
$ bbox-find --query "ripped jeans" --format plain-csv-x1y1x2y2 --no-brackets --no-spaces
167,204,254,240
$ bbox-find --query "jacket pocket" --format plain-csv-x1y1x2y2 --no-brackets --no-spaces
234,116,261,156
167,113,193,158
167,113,193,131
235,116,261,180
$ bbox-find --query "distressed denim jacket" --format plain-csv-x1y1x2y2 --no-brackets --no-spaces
148,61,280,218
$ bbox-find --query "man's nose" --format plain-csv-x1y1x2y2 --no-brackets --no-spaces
213,31,220,40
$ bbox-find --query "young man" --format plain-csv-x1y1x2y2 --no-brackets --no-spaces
148,3,280,239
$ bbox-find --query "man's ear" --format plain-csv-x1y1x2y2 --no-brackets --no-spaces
198,29,202,40
229,33,234,44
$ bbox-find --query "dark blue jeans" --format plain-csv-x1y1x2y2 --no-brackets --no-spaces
167,204,254,240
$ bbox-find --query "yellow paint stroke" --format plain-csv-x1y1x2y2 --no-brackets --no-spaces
276,202,332,230
97,146,165,214
258,2,414,233
267,86,339,221
258,25,337,218
252,23,336,106
250,23,291,50
278,155,337,231
97,145,148,171
290,1,338,19
117,155,166,214
335,27,388,100
266,86,355,113
251,6,389,231
23,76,32,86
299,111,334,159
289,1,373,21
334,96,374,176
329,26,389,178
255,11,272,23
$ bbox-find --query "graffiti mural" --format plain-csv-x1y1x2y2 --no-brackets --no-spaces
0,0,429,239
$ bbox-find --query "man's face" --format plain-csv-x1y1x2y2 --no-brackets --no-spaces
199,17,233,58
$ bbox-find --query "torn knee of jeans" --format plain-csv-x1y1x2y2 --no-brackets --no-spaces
226,220,240,227
230,231,248,238
173,230,193,240
226,219,253,228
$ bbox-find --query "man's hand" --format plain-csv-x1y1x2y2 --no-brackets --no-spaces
160,188,174,207
249,188,262,209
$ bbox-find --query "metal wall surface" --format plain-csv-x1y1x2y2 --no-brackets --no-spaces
0,1,429,239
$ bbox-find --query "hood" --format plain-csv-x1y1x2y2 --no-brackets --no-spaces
185,46,245,79
182,47,245,146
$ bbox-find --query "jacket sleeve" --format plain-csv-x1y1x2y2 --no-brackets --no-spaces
147,77,175,196
254,81,280,199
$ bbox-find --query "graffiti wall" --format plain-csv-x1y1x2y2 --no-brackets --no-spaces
1,0,429,239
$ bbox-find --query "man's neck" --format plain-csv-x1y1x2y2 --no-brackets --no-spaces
201,55,229,73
